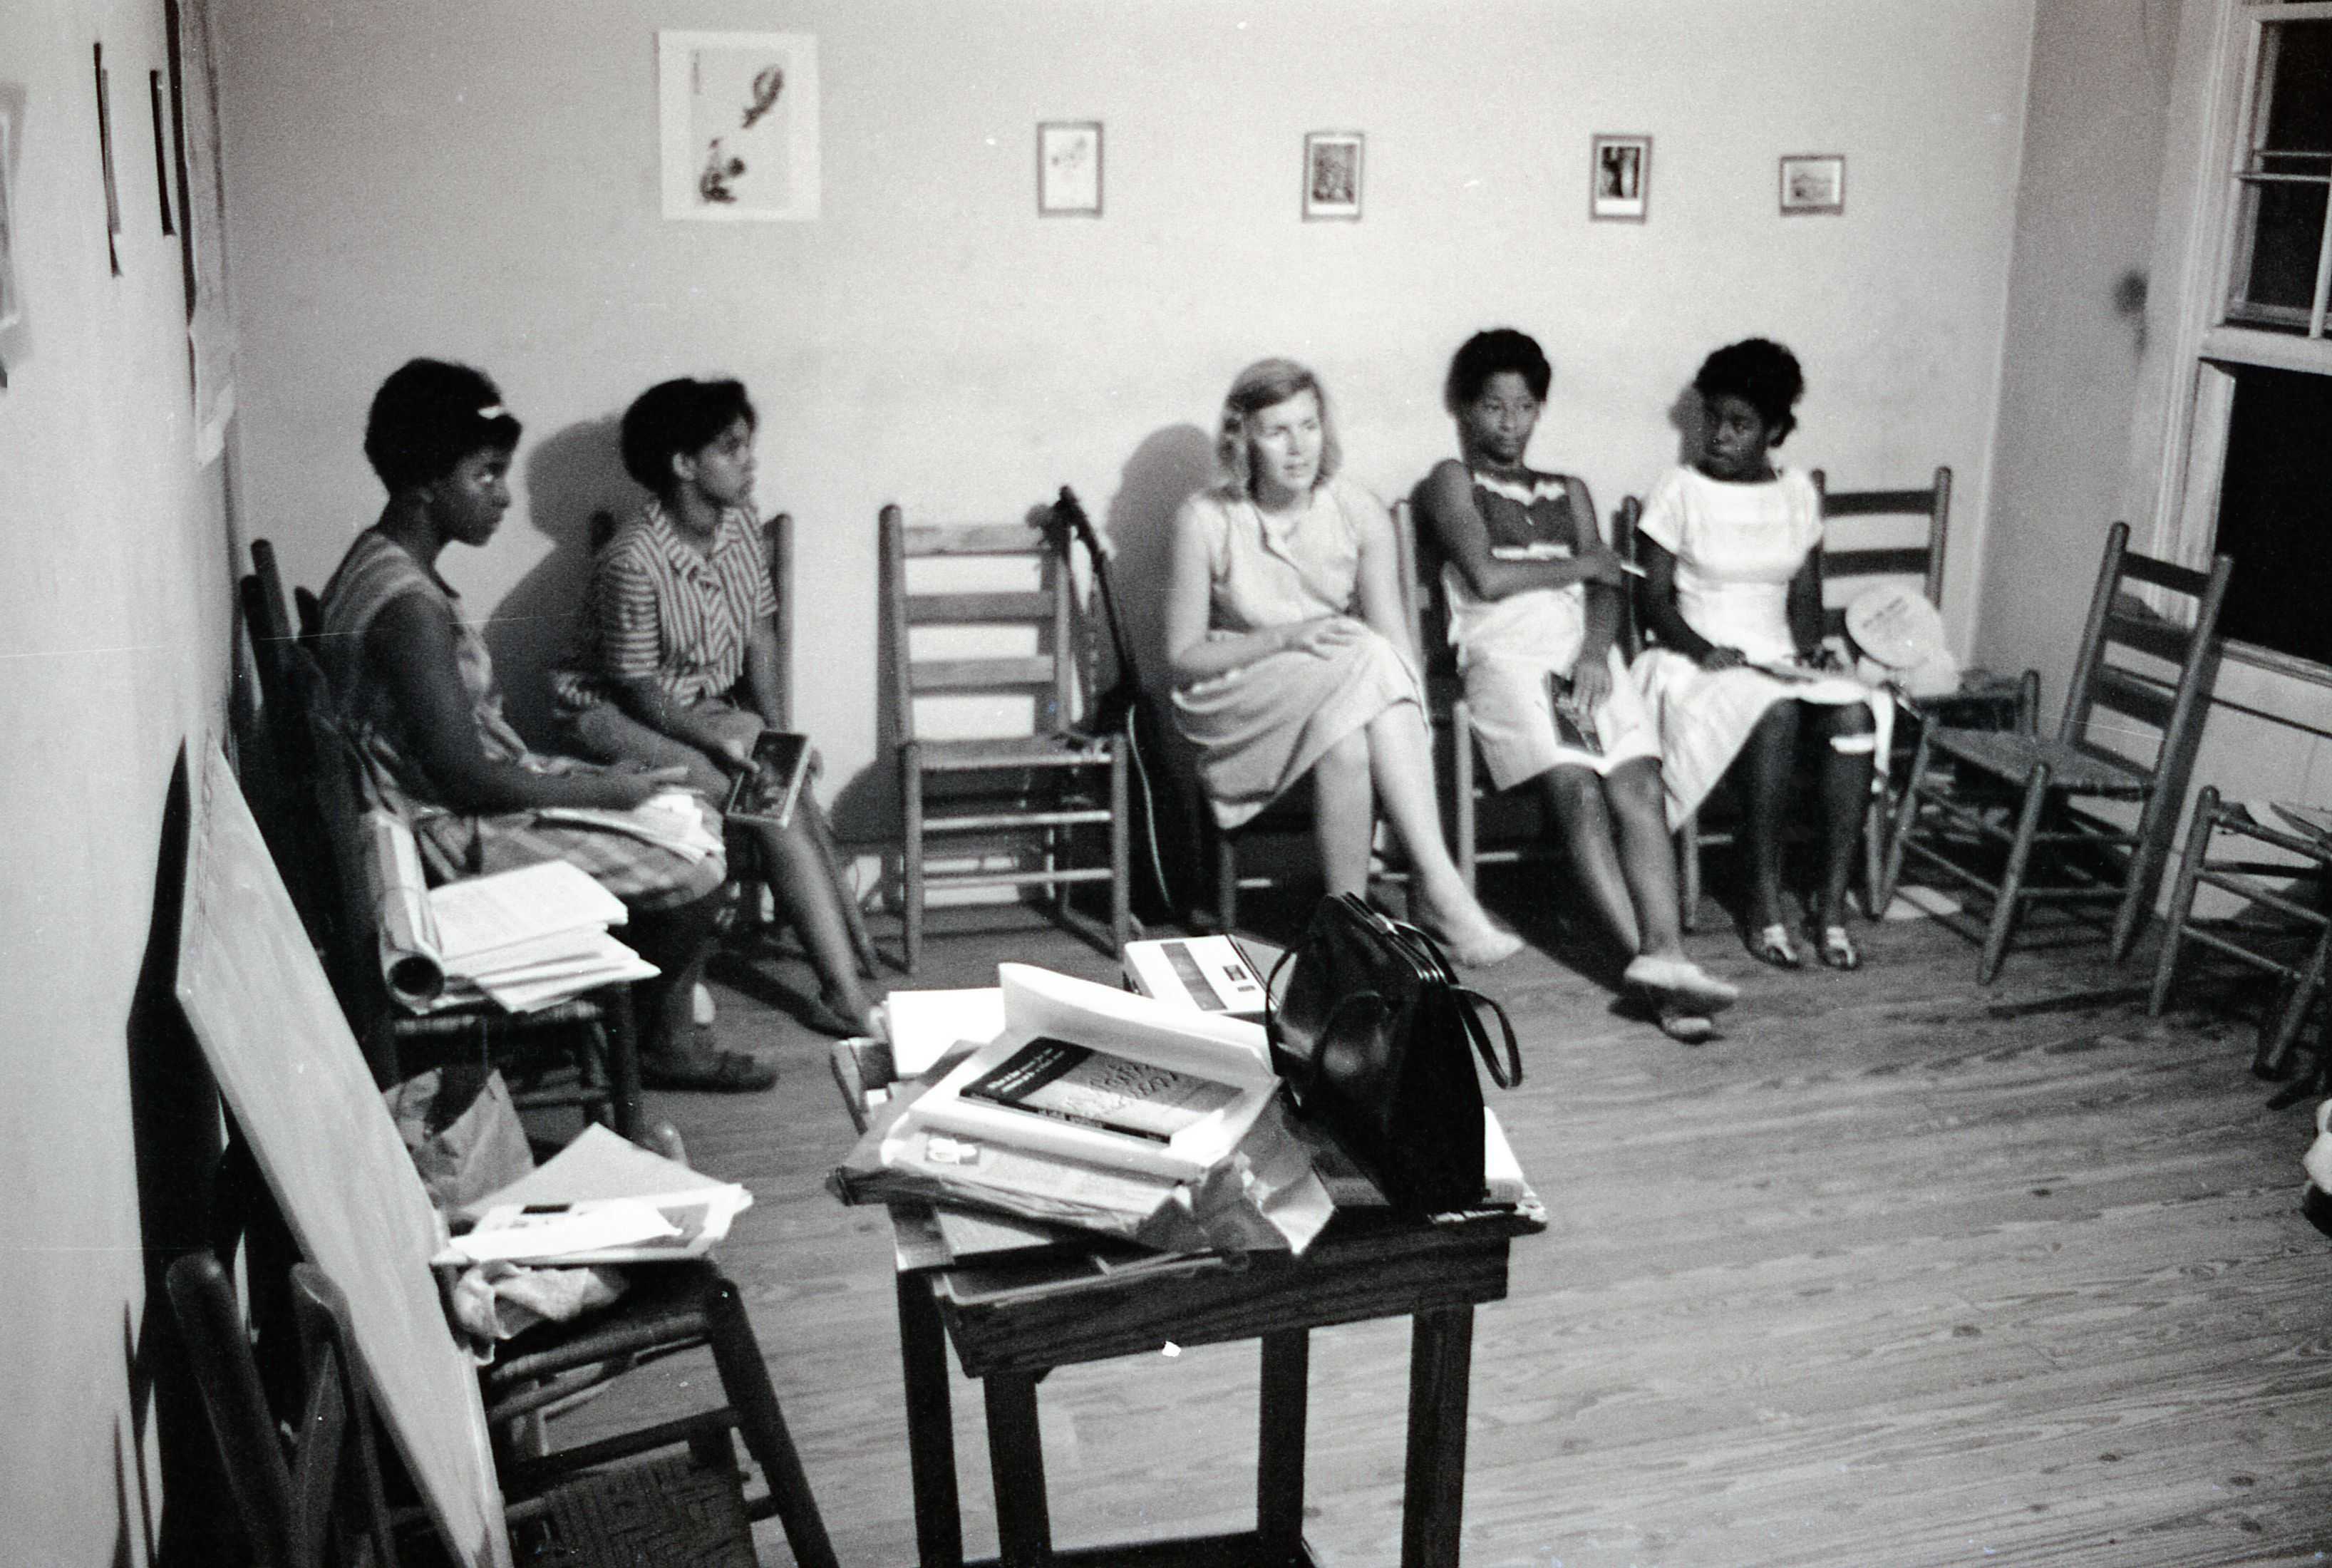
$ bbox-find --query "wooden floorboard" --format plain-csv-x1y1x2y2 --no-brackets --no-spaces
543,902,2332,1566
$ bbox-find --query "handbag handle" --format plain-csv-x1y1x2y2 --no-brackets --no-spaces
1449,984,1523,1090
1263,944,1388,1104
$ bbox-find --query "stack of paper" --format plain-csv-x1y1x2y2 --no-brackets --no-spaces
438,1124,753,1267
366,813,660,1013
531,788,722,862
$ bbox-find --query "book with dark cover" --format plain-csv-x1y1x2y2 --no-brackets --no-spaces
723,731,811,828
959,1035,1240,1144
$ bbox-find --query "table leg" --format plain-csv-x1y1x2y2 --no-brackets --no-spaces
898,1273,963,1568
1401,1304,1475,1568
1257,1329,1309,1559
982,1371,1053,1567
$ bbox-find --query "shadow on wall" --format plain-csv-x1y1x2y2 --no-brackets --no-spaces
1665,383,1706,472
490,417,640,746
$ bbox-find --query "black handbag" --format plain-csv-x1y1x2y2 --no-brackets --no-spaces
1265,892,1522,1213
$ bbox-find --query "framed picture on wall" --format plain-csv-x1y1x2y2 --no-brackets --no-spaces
1038,122,1102,217
1590,134,1650,222
1779,153,1845,216
659,31,822,221
1303,132,1363,221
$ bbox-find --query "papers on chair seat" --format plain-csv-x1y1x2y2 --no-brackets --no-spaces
363,814,659,1015
442,1124,753,1266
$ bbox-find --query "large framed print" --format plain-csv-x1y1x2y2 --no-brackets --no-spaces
659,31,821,221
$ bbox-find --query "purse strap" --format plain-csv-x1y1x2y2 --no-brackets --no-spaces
1448,983,1523,1090
1263,942,1388,1105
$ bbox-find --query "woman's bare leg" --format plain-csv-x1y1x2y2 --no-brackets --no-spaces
1810,703,1877,930
1309,728,1375,898
755,815,875,1028
1604,758,1689,959
1537,764,1641,955
1738,702,1802,932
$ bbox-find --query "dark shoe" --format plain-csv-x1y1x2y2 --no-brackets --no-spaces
800,991,880,1040
639,1044,778,1093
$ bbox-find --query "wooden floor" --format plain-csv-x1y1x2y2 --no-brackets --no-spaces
558,897,2332,1567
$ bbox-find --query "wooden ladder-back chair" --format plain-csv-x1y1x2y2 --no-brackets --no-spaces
1203,500,1432,932
241,542,641,1136
1879,521,2234,982
2148,787,2332,1100
881,500,1130,971
1436,497,1642,892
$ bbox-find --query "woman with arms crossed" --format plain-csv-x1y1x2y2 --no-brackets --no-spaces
1164,356,1518,965
1416,329,1738,1039
317,359,772,1090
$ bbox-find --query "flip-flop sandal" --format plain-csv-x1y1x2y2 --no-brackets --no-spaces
1657,1006,1716,1045
1623,955,1740,1013
1748,923,1802,969
639,1046,778,1093
1812,924,1862,971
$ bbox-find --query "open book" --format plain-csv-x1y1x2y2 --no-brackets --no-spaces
438,1124,753,1267
896,964,1279,1182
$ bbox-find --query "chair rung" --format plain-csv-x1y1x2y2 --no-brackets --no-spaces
912,656,1054,691
2179,924,2322,980
902,523,1050,555
921,808,1113,832
922,866,1116,891
2189,873,2331,927
908,591,1054,624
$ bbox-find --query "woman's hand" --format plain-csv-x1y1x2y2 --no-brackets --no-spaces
713,731,760,775
1567,657,1614,712
1572,544,1631,589
593,763,693,809
1281,615,1370,659
1800,644,1845,674
1696,644,1748,672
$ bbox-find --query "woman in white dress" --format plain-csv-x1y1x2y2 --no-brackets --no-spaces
1632,339,1880,971
1163,357,1519,965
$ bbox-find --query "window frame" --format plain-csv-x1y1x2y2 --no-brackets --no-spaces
2152,1,2332,681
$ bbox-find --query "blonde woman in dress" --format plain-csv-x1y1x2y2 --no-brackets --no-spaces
1163,357,1520,965
1632,339,1882,971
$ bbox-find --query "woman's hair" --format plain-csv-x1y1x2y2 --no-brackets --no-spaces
1214,357,1342,494
1445,329,1552,411
620,377,758,495
1693,338,1804,439
363,359,522,491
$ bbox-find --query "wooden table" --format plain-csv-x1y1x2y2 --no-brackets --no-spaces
832,1038,1545,1568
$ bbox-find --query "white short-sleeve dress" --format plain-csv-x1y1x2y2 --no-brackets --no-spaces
1171,476,1423,827
1629,465,1884,827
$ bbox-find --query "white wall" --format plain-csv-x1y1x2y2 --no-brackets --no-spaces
220,0,2033,840
0,0,238,1559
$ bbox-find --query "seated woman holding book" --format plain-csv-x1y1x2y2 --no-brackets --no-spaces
551,376,878,1040
318,358,773,1092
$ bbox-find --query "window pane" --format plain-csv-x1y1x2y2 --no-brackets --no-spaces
2212,363,2332,662
2260,19,2332,156
2232,177,2329,321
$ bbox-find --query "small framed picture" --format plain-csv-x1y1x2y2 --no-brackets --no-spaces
1038,121,1102,217
1779,153,1845,216
658,30,822,222
1303,131,1363,222
1589,134,1651,222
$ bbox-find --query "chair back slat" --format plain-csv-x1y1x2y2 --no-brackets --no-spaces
2104,599,2197,666
2118,549,2219,597
1813,466,1951,611
901,522,1051,557
882,505,1080,743
907,591,1056,625
2090,666,2177,732
1611,496,1644,661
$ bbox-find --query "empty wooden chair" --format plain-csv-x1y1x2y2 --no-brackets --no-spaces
881,499,1130,971
1879,521,2234,982
2148,786,2332,1095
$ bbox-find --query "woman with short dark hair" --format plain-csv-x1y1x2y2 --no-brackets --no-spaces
319,359,772,1090
552,376,877,1039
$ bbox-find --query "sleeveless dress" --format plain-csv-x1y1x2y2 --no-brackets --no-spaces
1170,476,1422,827
1438,463,1661,789
1628,465,1887,827
316,530,726,911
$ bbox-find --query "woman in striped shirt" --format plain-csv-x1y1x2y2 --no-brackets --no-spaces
555,377,878,1040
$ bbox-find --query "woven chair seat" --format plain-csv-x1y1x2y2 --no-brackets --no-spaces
1926,728,2150,797
527,1450,757,1568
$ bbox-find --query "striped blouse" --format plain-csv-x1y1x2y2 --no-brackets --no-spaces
554,500,778,712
